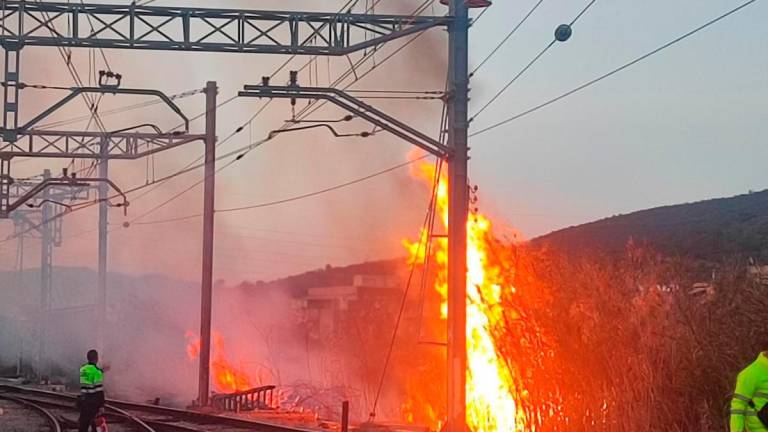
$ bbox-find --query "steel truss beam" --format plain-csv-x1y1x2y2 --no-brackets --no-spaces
0,1,449,55
1,130,205,159
239,84,450,158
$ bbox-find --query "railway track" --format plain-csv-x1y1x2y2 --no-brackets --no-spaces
0,392,63,432
0,385,317,432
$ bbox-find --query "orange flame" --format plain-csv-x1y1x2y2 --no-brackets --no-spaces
186,330,254,393
403,161,527,431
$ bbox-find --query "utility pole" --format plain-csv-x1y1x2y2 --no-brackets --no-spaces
446,0,470,430
197,81,217,407
0,0,463,411
97,140,109,352
38,169,53,378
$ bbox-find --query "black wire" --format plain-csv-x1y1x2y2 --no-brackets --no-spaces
126,0,437,220
469,0,761,138
215,155,431,214
470,0,546,77
34,88,204,130
133,155,431,226
470,39,555,121
368,156,443,421
470,0,599,122
3,0,438,238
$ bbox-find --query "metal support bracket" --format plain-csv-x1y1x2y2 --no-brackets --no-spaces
18,86,191,135
239,84,450,158
1,175,127,218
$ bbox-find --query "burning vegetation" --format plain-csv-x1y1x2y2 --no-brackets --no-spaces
168,165,768,431
186,330,257,393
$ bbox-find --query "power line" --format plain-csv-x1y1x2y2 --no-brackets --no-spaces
469,0,599,122
131,154,431,226
469,0,761,138
34,87,204,130
2,0,440,241
470,0,546,77
215,155,431,213
122,0,386,210
368,157,442,421
125,0,438,220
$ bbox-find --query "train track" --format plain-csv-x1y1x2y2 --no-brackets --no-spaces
0,392,63,432
0,385,317,432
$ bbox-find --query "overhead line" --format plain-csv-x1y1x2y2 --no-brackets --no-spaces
469,0,599,122
126,0,437,221
470,0,546,77
2,0,441,240
215,154,431,213
469,0,762,138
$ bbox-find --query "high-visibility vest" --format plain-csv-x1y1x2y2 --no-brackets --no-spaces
730,352,768,432
79,363,104,396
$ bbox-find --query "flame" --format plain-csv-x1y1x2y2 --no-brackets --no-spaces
403,161,527,431
186,330,254,393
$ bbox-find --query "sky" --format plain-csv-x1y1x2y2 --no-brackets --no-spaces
0,0,766,283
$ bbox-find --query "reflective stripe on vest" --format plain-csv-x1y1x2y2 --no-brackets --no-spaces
80,385,104,394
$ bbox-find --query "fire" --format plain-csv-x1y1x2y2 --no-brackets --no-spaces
186,330,254,393
403,161,527,431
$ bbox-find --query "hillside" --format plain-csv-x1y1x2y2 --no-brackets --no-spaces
534,189,768,261
251,259,403,296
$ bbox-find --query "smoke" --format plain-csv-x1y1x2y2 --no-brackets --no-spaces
0,0,452,427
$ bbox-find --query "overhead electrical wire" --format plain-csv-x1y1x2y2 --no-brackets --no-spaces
2,0,441,242
368,156,443,421
122,0,384,208
470,0,546,77
469,0,762,138
132,154,431,226
124,0,438,222
470,0,598,122
34,88,204,130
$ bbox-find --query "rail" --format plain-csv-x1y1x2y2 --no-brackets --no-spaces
0,384,316,432
0,392,63,432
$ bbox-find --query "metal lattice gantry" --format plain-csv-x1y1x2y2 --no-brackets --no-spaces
0,1,450,55
0,130,205,159
0,1,450,144
0,2,470,427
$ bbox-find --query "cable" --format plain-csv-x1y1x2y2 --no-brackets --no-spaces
215,154,431,214
368,156,443,421
34,88,204,130
132,155,430,226
131,213,202,226
469,0,761,138
130,154,429,224
470,0,598,122
126,0,377,205
470,0,546,77
125,0,438,219
3,0,440,240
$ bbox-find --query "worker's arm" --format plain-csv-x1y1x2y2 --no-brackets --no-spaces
731,368,757,432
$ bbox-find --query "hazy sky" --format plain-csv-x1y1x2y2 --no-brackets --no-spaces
0,0,766,283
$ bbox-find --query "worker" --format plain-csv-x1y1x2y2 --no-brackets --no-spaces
78,349,105,432
730,351,768,431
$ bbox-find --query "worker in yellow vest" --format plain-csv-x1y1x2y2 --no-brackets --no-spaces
78,349,105,432
730,352,768,431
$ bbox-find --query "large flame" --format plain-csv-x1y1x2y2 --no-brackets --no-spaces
403,161,527,431
186,330,254,393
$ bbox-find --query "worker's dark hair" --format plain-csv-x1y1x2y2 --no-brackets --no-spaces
86,349,98,363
